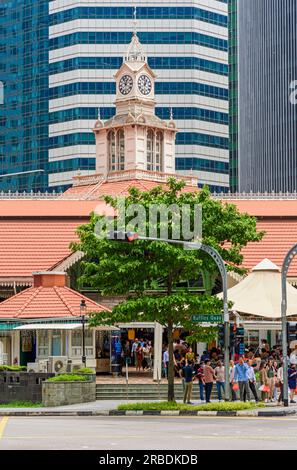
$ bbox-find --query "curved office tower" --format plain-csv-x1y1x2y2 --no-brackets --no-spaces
231,0,297,193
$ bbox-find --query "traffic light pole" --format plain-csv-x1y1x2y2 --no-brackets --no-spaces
119,234,231,401
281,244,297,407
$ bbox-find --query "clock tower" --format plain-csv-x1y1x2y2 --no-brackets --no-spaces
114,32,156,117
93,29,177,178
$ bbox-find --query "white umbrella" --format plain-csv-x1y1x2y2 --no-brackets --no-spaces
218,259,297,319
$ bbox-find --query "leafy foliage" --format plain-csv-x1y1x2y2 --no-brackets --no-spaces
72,179,264,400
0,365,27,372
118,401,264,411
47,374,89,382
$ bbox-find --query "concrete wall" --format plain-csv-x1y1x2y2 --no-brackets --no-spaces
0,372,54,404
42,380,96,407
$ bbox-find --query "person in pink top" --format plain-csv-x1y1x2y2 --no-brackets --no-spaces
214,360,225,401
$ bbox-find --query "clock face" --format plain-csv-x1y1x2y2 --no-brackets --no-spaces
138,75,152,95
119,75,133,95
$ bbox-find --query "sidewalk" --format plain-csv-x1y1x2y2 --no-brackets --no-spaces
1,400,297,417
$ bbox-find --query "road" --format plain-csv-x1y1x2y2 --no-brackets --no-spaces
1,415,297,450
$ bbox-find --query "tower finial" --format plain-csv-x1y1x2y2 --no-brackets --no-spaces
98,107,101,120
170,107,174,120
133,6,137,36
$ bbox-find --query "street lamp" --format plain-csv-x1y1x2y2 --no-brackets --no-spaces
107,231,230,401
80,299,87,366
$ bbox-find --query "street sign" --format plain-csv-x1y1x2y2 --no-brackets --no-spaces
191,314,223,323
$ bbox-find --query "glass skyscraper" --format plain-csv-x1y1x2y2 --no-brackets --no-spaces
230,0,297,193
0,0,49,191
0,1,229,192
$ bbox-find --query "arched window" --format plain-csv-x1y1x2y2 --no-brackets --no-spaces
155,131,163,172
108,130,125,172
108,131,116,171
117,130,125,171
147,129,154,171
147,129,163,171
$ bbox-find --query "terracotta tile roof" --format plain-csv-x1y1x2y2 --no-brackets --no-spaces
0,284,109,319
64,179,198,198
224,199,297,217
0,219,82,279
239,220,297,277
0,200,104,217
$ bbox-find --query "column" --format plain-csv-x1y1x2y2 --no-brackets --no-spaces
153,322,163,381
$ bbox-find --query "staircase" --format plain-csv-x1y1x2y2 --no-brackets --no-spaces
96,383,219,401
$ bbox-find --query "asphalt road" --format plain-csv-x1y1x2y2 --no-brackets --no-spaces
1,415,297,450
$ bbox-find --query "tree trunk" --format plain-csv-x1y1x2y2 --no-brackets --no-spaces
202,270,213,295
167,318,175,402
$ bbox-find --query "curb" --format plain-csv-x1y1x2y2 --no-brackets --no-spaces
0,409,295,417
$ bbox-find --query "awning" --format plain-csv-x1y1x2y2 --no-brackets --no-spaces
14,323,120,331
15,323,82,330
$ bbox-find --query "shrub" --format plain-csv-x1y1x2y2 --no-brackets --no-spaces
0,365,27,372
75,368,94,374
0,401,42,408
118,401,264,412
47,374,89,382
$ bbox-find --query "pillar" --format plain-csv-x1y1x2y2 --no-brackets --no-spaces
153,322,163,381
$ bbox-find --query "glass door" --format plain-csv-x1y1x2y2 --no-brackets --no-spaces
52,330,62,356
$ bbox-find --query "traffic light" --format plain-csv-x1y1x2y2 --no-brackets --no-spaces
287,322,297,343
218,324,224,348
108,231,139,242
229,323,236,349
235,326,245,355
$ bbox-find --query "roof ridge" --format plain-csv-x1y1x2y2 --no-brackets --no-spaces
53,286,77,317
15,286,42,317
84,178,105,200
63,286,111,312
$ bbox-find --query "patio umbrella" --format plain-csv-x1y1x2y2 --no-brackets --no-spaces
217,259,297,319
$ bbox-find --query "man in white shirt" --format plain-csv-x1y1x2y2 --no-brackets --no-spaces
163,348,169,378
289,347,297,365
244,359,259,402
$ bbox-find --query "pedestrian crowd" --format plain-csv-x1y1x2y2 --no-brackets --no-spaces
162,338,297,405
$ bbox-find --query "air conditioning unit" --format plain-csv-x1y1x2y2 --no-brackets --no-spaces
38,359,48,373
27,362,40,373
48,356,68,374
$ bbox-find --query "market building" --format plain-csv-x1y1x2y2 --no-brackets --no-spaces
0,30,296,374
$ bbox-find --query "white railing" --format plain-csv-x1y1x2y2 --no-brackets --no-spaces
213,191,297,200
71,347,94,357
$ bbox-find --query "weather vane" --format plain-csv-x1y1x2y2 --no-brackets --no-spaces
133,6,137,35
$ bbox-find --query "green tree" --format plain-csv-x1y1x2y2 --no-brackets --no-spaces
72,179,264,401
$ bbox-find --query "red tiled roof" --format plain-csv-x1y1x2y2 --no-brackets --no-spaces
0,284,109,319
64,179,198,198
0,219,82,279
0,200,104,217
224,199,297,217
239,219,297,277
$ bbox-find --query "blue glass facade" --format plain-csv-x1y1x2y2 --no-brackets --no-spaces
0,0,229,192
0,0,49,191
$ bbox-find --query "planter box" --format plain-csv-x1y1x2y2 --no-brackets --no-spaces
0,372,54,404
42,380,96,407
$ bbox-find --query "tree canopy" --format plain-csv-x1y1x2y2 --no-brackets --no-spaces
72,179,264,400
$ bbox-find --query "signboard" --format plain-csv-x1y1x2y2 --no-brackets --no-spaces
191,314,223,324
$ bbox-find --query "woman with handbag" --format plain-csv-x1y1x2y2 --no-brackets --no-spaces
266,359,276,402
277,364,284,406
259,362,269,402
